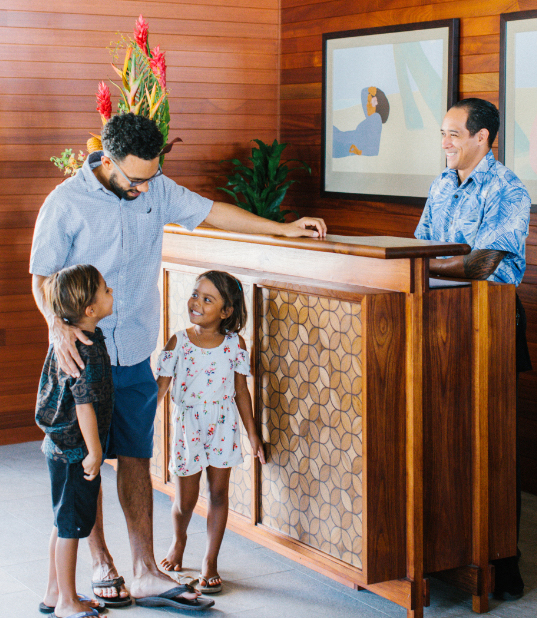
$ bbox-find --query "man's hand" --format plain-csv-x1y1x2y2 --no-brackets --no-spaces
50,315,92,377
279,216,327,239
82,451,102,481
204,202,327,239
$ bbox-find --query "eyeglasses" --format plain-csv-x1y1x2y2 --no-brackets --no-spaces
107,155,163,188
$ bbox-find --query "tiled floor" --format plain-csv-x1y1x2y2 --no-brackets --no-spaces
1,440,536,618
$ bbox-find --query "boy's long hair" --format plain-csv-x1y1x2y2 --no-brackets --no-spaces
197,271,247,335
43,264,101,325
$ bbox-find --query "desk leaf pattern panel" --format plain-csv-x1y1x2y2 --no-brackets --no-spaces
163,269,253,518
258,288,364,569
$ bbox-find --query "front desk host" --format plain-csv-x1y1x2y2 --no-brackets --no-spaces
415,97,532,601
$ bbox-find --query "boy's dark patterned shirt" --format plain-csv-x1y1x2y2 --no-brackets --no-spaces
35,327,114,463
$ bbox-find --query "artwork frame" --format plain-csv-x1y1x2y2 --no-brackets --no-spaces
499,10,537,210
321,19,459,204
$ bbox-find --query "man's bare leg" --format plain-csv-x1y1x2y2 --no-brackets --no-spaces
87,486,130,601
116,455,199,600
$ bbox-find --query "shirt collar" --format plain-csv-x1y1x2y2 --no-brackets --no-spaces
441,150,495,188
79,151,107,193
80,150,152,213
80,326,106,343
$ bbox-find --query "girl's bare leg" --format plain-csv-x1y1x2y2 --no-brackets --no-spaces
201,466,232,583
161,472,202,571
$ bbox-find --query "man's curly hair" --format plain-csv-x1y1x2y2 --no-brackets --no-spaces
101,113,163,161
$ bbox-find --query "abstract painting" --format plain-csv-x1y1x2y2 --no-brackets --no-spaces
322,20,459,203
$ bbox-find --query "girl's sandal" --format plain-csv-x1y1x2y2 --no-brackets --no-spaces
197,573,222,594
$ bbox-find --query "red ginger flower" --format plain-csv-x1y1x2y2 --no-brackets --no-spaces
150,45,166,89
134,14,149,54
96,81,112,124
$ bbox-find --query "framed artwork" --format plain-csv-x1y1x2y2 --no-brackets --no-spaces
321,19,459,204
500,10,537,208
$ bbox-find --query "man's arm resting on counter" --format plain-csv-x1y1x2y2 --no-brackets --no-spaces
429,249,507,280
32,274,91,377
204,201,327,238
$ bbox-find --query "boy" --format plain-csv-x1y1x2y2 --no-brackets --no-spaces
36,264,114,618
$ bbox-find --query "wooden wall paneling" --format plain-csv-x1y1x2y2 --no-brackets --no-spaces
0,0,279,441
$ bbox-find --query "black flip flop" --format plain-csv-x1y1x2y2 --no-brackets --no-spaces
135,584,215,611
92,576,132,608
39,593,106,614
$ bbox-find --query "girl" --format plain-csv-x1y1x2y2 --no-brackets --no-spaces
156,270,266,594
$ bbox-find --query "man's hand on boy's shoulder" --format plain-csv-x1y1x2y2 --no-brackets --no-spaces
50,316,92,378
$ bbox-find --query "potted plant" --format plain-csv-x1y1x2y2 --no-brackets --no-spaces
218,139,311,222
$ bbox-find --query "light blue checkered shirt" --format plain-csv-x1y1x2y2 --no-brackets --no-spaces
30,151,213,366
415,150,530,286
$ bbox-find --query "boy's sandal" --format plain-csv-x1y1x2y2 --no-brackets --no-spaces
50,610,99,618
39,594,106,614
92,576,133,607
197,573,222,594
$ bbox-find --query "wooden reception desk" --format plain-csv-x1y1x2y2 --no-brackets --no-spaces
151,226,517,618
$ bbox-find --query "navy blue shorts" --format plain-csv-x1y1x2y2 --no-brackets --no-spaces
48,458,101,539
105,357,158,459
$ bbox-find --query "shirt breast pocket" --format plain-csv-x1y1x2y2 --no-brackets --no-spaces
130,209,162,252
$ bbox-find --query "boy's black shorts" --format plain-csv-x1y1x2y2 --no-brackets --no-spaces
47,457,101,538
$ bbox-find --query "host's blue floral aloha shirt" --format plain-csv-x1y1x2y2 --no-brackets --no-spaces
415,150,531,286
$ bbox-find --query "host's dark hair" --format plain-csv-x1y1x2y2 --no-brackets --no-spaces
374,88,390,124
43,264,101,325
196,270,247,335
101,112,163,161
452,98,500,148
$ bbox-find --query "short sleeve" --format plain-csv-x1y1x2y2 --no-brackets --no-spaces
70,344,109,405
415,186,434,241
473,182,530,256
155,348,179,377
158,175,213,231
234,346,251,377
30,191,73,276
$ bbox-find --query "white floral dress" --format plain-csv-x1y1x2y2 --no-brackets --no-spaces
156,330,250,476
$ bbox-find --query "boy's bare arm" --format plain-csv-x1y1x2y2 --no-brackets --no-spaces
76,402,102,481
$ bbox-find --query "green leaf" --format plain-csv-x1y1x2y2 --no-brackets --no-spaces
217,138,309,220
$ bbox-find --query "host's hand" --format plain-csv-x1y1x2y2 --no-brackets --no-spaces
280,216,327,239
82,451,102,481
50,315,92,378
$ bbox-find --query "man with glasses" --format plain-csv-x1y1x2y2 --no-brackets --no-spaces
30,112,326,611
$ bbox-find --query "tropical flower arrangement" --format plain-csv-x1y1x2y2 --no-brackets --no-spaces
51,15,177,176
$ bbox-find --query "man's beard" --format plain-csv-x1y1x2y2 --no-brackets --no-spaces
109,172,140,201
